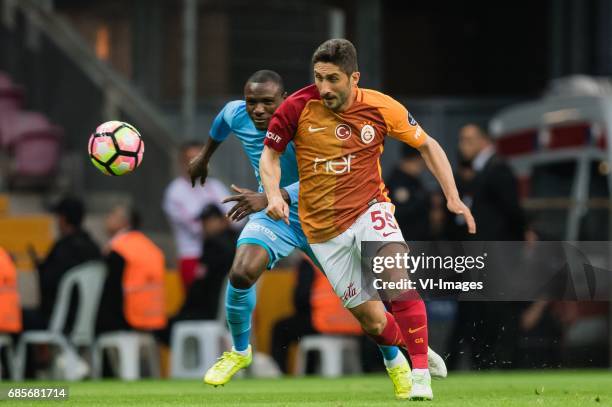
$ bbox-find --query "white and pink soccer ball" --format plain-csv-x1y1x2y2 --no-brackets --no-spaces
88,121,144,176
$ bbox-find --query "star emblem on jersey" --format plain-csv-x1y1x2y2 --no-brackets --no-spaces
360,124,376,144
335,124,352,141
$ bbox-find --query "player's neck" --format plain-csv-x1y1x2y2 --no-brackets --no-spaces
336,88,358,113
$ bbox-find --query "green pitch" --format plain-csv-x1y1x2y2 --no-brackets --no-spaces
3,371,611,406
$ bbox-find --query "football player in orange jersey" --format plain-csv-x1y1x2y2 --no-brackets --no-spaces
260,39,475,400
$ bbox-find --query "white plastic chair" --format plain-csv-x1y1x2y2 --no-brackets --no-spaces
169,278,230,378
13,261,107,381
0,334,16,380
92,331,160,380
296,335,362,377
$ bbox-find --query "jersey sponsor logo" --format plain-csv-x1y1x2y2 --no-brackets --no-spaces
360,124,376,144
266,131,282,144
244,222,278,241
335,124,352,141
313,154,356,174
408,112,418,126
308,125,327,133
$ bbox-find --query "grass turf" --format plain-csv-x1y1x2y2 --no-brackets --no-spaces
2,371,611,406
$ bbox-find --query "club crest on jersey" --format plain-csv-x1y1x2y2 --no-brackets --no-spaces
408,112,418,126
360,124,375,144
335,124,352,141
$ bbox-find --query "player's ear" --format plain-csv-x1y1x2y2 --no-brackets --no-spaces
281,91,288,99
351,71,360,87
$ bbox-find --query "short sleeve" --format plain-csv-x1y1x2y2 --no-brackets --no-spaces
384,98,428,148
264,84,320,152
283,181,300,204
209,101,240,142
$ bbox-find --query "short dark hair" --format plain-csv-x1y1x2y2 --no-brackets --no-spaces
311,39,358,75
246,70,284,93
52,196,85,228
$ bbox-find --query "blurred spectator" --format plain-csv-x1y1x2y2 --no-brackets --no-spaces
271,256,362,374
0,247,21,333
446,124,527,370
96,204,166,334
387,145,430,240
457,124,525,240
163,141,232,290
443,156,476,240
156,204,237,345
23,196,100,331
0,247,21,378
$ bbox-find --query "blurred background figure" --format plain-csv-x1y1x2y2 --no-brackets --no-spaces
387,145,431,241
457,124,525,241
156,204,237,345
24,196,100,332
96,204,166,335
271,256,362,374
446,124,527,370
0,246,22,378
163,141,232,290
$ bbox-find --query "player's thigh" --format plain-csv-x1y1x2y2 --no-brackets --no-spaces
354,202,412,293
310,231,366,309
238,212,304,269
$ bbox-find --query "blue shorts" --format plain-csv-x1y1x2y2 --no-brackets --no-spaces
237,209,316,269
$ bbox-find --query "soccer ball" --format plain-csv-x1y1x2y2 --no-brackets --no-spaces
88,121,144,176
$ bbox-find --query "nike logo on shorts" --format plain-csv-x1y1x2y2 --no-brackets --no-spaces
382,231,398,237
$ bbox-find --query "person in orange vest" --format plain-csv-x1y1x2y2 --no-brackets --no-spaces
271,255,362,373
0,247,22,334
96,204,167,334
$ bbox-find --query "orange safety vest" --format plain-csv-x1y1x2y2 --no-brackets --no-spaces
309,263,362,335
0,247,22,332
109,231,166,330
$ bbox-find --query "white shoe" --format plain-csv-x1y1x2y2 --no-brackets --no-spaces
427,346,447,378
409,369,433,401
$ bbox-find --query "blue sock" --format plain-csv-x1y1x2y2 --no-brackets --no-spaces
379,345,399,361
225,282,256,352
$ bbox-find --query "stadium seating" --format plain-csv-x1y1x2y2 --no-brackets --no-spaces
296,335,362,378
0,215,54,271
169,279,230,379
0,72,63,189
92,332,160,380
14,261,107,381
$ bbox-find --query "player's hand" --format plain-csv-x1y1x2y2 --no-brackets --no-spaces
188,154,209,187
222,184,268,222
266,194,290,225
447,198,476,234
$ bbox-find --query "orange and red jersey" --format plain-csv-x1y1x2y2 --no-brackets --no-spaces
264,84,428,243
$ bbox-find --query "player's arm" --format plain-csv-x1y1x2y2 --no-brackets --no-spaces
385,100,475,234
416,137,476,234
189,138,221,187
223,183,294,222
260,145,289,224
189,102,235,186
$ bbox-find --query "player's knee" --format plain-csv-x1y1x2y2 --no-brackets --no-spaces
229,260,262,289
358,315,386,336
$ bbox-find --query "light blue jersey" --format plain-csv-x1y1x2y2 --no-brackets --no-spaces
210,100,312,267
210,101,299,192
